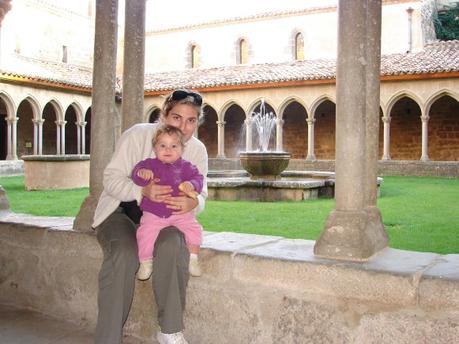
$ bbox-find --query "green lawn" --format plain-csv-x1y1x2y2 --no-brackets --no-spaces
1,175,458,254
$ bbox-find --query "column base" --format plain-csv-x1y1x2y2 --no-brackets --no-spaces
314,206,388,261
73,195,99,232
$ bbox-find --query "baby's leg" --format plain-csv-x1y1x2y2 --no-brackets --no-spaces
136,212,166,280
136,212,164,262
172,213,203,276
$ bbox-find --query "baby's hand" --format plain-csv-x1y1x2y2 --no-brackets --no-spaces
178,181,198,199
137,169,154,181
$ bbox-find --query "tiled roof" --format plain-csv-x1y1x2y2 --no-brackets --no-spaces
144,40,459,91
0,54,93,90
1,40,458,92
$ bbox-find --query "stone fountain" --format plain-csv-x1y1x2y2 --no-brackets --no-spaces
207,100,351,202
239,100,291,180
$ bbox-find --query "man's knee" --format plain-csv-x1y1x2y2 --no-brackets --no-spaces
97,213,138,265
154,227,187,257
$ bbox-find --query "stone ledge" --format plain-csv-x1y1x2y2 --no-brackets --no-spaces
0,214,458,343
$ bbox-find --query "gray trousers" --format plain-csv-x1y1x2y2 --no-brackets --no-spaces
94,210,190,344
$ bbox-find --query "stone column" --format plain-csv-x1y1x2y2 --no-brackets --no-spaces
55,120,61,155
314,0,388,261
81,122,87,154
6,118,13,159
245,118,253,151
216,120,226,158
33,119,38,155
381,116,391,160
74,0,119,232
121,0,146,132
276,118,284,151
11,117,18,159
420,113,430,161
60,120,67,155
38,119,44,155
77,122,81,154
306,118,316,161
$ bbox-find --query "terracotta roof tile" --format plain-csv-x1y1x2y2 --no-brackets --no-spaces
0,54,93,89
145,40,459,91
1,40,458,91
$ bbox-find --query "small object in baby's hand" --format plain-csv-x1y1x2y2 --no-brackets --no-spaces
178,182,198,199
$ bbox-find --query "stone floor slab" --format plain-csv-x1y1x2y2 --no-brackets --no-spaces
0,304,150,344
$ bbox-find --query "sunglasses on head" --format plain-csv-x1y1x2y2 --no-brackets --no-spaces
170,90,203,106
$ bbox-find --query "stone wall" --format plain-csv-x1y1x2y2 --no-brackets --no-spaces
0,215,458,343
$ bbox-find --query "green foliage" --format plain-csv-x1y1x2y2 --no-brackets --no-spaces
1,175,458,254
435,3,459,40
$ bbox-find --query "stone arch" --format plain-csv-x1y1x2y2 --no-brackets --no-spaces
280,98,308,159
146,105,161,123
42,100,62,154
17,97,40,157
311,96,336,159
388,94,422,160
65,104,81,154
69,102,84,123
426,92,459,161
198,104,218,158
0,92,16,160
425,89,459,115
310,95,336,120
386,91,423,116
45,99,64,122
0,91,16,119
222,102,245,158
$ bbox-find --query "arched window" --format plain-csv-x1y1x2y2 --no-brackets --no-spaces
237,38,248,65
294,32,304,61
190,44,200,68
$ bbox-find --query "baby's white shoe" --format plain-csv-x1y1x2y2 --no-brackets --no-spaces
189,254,202,277
137,259,153,280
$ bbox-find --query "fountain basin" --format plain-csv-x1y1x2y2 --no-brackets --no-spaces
207,170,337,201
22,155,89,190
239,152,291,180
207,170,382,202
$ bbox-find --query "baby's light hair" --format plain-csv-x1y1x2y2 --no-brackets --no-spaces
152,124,186,148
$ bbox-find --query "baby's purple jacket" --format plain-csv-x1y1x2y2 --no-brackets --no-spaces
131,157,204,218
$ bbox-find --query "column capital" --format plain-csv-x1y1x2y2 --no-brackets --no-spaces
276,118,284,125
7,117,19,124
381,116,391,124
421,115,430,122
216,120,226,126
244,118,252,125
79,121,87,127
32,118,45,124
55,120,67,125
306,118,316,124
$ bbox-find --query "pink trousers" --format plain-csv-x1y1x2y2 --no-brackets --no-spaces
136,211,202,262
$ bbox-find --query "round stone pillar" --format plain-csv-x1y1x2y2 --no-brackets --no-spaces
314,0,388,261
74,0,120,231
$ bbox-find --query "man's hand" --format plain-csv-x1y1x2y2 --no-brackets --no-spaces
141,179,172,203
165,194,199,215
